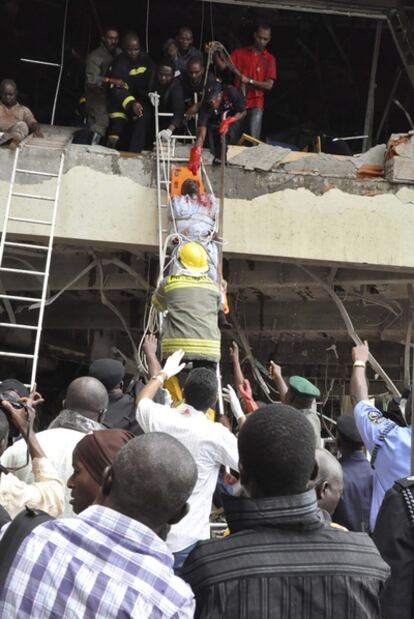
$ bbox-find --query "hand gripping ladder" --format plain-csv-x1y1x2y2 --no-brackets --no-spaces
0,139,66,387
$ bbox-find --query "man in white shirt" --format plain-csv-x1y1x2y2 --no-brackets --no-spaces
136,337,239,571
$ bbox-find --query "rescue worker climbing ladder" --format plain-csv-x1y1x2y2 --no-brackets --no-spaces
147,87,233,414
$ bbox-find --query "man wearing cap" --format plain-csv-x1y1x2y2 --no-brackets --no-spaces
351,340,411,531
152,241,221,365
188,81,246,172
332,415,373,532
269,361,322,446
88,358,144,435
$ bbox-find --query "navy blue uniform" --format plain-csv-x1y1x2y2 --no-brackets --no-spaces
333,452,373,532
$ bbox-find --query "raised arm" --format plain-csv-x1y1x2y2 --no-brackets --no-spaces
268,361,289,402
0,392,64,517
350,341,370,403
136,349,185,405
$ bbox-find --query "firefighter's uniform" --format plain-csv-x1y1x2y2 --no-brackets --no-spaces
106,51,154,152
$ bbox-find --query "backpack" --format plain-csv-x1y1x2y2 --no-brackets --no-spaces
0,506,54,589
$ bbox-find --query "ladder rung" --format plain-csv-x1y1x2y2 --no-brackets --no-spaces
16,169,58,178
12,192,54,201
9,216,52,225
4,241,48,251
0,323,37,331
160,180,171,184
0,267,45,276
0,294,40,302
0,351,34,359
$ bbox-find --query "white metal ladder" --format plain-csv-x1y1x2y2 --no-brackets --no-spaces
152,93,196,276
0,137,67,387
151,97,225,415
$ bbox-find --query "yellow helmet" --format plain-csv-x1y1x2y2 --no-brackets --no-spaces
177,242,209,273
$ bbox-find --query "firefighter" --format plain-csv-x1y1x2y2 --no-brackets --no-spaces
152,241,221,366
106,32,154,152
150,59,185,141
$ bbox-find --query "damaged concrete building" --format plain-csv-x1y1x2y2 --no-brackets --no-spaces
1,0,414,422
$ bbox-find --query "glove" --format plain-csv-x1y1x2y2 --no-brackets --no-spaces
148,92,158,107
159,128,172,141
238,378,253,401
162,349,186,379
222,384,245,421
188,145,203,174
219,115,237,136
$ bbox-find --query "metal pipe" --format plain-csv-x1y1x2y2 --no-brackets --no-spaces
20,58,60,68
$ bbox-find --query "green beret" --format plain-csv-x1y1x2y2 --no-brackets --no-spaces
289,376,320,398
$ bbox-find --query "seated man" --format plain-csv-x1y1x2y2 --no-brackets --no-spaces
85,25,121,143
106,32,154,152
152,241,221,364
0,79,43,148
150,59,184,141
0,433,197,618
182,405,389,618
188,81,246,170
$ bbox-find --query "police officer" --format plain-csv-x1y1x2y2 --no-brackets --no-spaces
350,340,412,532
373,475,414,619
106,32,154,152
332,415,373,532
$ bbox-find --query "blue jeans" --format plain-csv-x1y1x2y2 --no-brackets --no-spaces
246,108,263,140
173,542,198,575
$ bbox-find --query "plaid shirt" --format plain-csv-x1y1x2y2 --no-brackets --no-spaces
0,505,195,618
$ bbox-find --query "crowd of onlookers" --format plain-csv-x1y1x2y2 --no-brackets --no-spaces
0,337,411,617
0,22,276,158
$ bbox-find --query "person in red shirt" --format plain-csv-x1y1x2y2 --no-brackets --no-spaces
214,24,277,139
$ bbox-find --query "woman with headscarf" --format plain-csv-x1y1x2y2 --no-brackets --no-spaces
68,429,133,514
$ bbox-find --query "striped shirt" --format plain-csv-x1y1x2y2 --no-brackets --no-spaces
0,505,195,618
182,490,389,619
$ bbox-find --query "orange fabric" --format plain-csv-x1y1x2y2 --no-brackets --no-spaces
170,165,205,197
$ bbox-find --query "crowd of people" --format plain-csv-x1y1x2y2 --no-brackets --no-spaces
0,18,413,619
0,337,411,618
0,22,277,159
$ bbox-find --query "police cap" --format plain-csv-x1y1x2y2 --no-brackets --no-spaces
89,359,125,391
337,415,363,444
